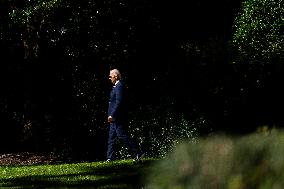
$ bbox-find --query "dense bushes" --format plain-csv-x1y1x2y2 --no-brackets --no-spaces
232,0,283,63
114,104,212,159
230,0,284,129
146,128,284,189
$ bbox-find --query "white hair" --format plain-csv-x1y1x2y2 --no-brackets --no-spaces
110,69,122,80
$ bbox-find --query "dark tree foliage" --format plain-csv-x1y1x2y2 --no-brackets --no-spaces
1,0,282,159
0,0,25,152
229,0,284,132
1,0,165,159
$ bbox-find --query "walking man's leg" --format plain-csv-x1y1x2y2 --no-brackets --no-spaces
116,124,139,157
107,123,117,161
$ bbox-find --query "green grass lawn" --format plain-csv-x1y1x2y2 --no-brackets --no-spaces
0,159,157,189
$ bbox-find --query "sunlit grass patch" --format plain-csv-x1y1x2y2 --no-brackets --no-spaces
0,158,156,188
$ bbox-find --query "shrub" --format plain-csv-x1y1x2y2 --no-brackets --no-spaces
232,0,283,64
145,129,284,189
115,106,211,159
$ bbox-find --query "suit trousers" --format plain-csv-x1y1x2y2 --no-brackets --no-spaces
107,122,138,160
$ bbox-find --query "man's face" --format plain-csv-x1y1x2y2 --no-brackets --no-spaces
109,72,117,84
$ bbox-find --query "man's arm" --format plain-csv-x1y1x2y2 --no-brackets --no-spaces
108,85,123,122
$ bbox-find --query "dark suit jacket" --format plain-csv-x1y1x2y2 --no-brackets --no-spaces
108,81,127,123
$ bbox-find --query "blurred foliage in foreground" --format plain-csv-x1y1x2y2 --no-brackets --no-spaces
145,128,284,189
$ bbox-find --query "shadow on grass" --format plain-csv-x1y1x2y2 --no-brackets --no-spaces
0,159,157,189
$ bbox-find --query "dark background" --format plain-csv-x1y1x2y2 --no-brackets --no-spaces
0,0,283,160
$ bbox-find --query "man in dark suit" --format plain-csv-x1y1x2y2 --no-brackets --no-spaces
106,68,144,162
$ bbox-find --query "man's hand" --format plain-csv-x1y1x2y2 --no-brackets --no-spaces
108,116,113,123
